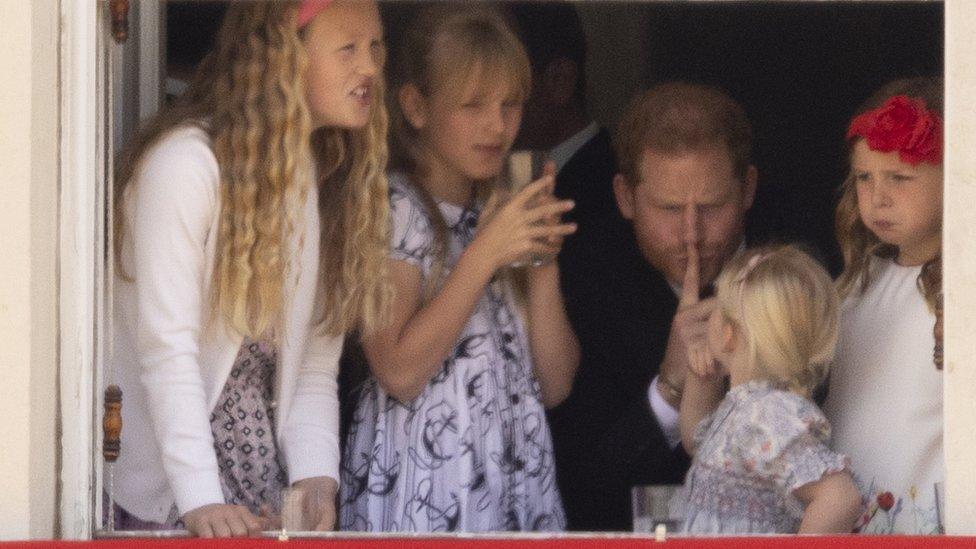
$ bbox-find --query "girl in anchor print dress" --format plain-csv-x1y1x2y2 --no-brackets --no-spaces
339,5,579,532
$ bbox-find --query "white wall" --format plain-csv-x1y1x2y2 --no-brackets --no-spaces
943,0,976,535
30,0,60,538
0,0,36,534
0,0,60,540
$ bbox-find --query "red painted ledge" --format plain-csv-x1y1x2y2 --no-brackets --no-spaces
3,536,976,549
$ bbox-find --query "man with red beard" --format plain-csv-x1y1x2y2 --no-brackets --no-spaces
547,82,758,531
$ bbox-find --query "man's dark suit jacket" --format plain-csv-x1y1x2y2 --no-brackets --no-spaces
548,128,691,532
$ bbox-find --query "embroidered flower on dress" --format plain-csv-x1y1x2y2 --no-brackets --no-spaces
877,491,895,512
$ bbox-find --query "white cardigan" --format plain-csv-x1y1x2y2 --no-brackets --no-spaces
110,126,343,522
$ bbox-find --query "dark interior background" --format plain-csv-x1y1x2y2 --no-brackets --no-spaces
167,0,944,275
636,1,943,272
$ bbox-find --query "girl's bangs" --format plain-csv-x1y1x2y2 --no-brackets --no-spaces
431,40,531,106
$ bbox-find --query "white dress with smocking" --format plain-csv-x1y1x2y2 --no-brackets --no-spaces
680,379,849,534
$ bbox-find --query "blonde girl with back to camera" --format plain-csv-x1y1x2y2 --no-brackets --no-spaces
678,244,862,534
340,4,579,533
110,0,390,537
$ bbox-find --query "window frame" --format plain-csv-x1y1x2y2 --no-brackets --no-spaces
58,0,976,538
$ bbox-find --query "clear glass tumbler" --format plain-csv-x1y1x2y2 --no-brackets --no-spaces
631,484,684,534
506,149,555,268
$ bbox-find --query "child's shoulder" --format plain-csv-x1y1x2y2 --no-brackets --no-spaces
388,171,429,216
850,254,899,291
387,171,435,258
740,383,830,441
132,123,219,202
844,254,927,313
864,254,897,281
750,383,824,416
144,123,214,166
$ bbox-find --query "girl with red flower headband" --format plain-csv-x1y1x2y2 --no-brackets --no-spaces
109,1,390,537
824,77,945,534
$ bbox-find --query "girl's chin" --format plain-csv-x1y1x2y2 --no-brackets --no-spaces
873,234,902,248
464,166,504,182
311,110,370,130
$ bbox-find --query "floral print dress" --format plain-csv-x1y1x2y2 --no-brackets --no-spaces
338,174,565,533
681,380,851,534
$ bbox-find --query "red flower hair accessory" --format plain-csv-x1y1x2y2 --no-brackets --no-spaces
846,95,943,165
297,0,332,29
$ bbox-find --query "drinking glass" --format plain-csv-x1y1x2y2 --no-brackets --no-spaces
506,149,555,268
632,484,684,534
278,485,331,532
278,486,305,531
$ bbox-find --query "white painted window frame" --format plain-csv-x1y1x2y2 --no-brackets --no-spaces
138,0,164,122
59,0,101,539
61,0,166,536
57,0,976,539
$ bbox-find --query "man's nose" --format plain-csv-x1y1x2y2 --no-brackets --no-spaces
682,204,704,245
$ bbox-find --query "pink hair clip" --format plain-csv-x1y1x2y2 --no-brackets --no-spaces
734,252,772,309
735,253,770,285
297,0,332,29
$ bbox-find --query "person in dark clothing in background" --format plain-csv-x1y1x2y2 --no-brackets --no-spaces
512,11,761,526
509,4,690,532
509,2,617,233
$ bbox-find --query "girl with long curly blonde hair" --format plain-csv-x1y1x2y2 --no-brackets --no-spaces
110,1,390,537
823,77,944,534
339,4,579,532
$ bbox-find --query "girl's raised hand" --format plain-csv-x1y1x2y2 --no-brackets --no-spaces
533,161,569,250
471,175,577,271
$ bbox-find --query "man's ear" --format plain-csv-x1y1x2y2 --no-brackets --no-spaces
398,83,427,130
613,174,636,220
742,164,758,210
544,57,580,107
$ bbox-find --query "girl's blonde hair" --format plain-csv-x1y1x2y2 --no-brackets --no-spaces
714,245,839,397
389,3,531,294
114,2,390,338
835,77,943,313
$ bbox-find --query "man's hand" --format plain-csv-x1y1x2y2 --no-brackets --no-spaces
657,202,717,406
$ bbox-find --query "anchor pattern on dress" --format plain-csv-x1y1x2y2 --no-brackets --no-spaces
338,175,565,532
